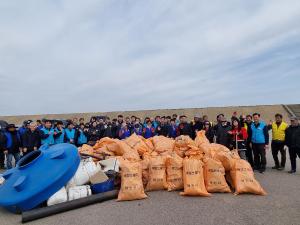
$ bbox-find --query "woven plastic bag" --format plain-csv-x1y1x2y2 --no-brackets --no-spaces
118,160,147,201
146,156,168,191
166,153,183,191
180,158,211,197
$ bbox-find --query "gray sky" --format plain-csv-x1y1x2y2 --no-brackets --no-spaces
0,0,300,116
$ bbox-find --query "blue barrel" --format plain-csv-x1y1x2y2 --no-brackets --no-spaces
0,143,80,213
90,179,114,194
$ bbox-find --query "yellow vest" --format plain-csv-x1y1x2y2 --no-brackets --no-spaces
272,122,288,141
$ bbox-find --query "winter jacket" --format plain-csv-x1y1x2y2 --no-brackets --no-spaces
54,128,65,144
22,129,41,151
177,122,193,138
40,127,55,145
215,124,232,147
285,125,300,149
4,131,21,153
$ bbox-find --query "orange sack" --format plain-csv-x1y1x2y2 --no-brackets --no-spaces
180,158,211,197
195,130,210,147
230,159,267,195
166,153,183,191
203,157,231,193
146,156,168,191
152,136,175,155
117,160,148,201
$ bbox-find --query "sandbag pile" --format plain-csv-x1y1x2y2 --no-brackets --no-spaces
78,132,266,201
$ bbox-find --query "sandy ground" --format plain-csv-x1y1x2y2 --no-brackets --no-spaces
1,150,300,225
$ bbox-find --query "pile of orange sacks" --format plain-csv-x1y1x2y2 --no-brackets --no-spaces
79,131,266,201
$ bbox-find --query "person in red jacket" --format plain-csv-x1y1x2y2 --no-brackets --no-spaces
228,117,248,160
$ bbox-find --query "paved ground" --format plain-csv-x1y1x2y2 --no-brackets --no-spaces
1,150,300,225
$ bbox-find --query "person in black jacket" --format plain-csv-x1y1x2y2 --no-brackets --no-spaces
192,114,204,139
215,118,232,148
87,121,101,146
203,121,214,143
177,115,193,138
285,117,300,173
245,115,254,167
22,122,41,155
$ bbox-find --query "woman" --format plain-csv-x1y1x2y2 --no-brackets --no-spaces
228,117,248,160
203,121,214,143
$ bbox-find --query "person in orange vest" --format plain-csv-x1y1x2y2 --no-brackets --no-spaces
268,114,288,170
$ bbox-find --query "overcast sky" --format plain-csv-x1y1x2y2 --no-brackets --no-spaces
0,0,300,116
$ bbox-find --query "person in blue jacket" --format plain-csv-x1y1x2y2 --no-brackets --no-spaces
3,124,22,169
119,123,131,140
143,120,156,139
249,113,269,173
39,120,55,145
132,122,143,136
76,123,89,146
54,121,65,144
64,122,77,144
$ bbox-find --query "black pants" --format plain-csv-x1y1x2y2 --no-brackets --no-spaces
288,147,300,171
271,141,286,168
252,143,266,170
0,150,4,168
246,142,254,167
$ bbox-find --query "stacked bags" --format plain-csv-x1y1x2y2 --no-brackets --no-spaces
79,132,266,202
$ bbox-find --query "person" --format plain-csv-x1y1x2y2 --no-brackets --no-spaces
36,120,43,130
79,118,85,124
76,124,89,146
132,122,143,136
22,122,41,155
0,129,5,169
119,123,131,140
143,120,156,139
215,117,232,148
72,117,78,127
249,113,269,173
203,121,214,143
39,120,55,145
54,121,65,144
213,114,225,134
3,124,22,169
156,117,169,136
168,119,177,138
65,122,76,144
192,114,204,139
111,119,118,138
268,114,288,170
228,118,248,160
177,115,193,138
172,114,180,126
245,115,254,167
87,121,101,145
285,117,300,173
116,115,124,139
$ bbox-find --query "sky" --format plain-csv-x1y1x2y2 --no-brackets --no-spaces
0,0,300,116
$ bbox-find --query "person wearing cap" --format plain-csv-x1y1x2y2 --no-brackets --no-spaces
54,121,65,144
3,124,22,169
215,117,232,148
22,122,41,155
203,121,214,143
192,114,204,139
285,117,300,173
39,120,55,145
64,122,77,144
268,114,288,170
249,113,269,173
177,115,193,138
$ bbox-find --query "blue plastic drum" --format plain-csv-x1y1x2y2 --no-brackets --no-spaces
0,143,80,213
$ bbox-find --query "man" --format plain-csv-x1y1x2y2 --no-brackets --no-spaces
36,120,43,130
213,114,225,136
168,119,178,138
54,121,65,144
65,122,77,144
215,117,231,148
87,121,101,145
192,114,204,139
116,115,124,139
3,124,22,169
177,115,193,138
22,122,41,155
268,114,288,170
285,117,300,173
39,120,55,145
172,114,180,126
156,116,169,136
249,113,269,173
245,115,254,167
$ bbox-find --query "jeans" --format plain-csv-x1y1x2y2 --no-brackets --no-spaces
252,143,267,170
271,141,286,168
6,152,20,169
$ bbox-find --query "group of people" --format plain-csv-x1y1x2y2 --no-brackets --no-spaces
0,113,299,174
